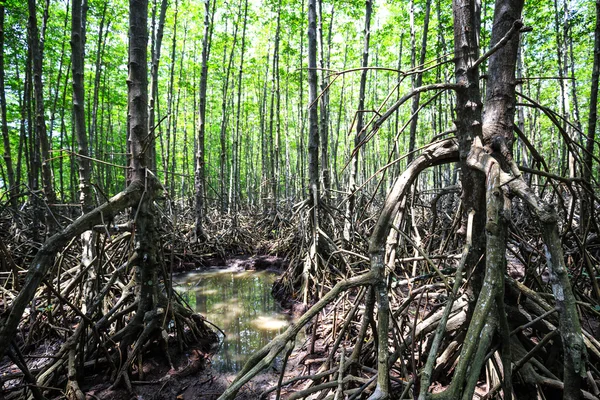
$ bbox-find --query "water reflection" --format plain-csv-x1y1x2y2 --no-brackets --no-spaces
175,268,290,372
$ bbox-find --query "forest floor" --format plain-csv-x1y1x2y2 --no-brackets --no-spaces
0,254,307,400
81,255,310,400
3,204,600,399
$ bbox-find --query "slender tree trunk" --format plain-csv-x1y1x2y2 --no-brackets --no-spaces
70,0,93,215
407,0,432,163
298,0,306,197
194,0,215,241
165,0,178,192
317,0,332,200
303,0,320,304
344,0,372,243
230,0,248,216
173,24,187,197
48,1,69,172
219,2,241,214
583,0,600,232
28,0,57,236
268,6,281,215
260,50,270,213
393,34,404,178
0,6,17,210
89,0,108,161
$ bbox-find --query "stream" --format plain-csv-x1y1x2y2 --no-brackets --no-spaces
175,267,292,372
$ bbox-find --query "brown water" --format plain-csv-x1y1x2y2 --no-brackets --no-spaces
175,268,291,372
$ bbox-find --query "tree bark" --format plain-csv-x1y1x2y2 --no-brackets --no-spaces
407,0,432,164
148,0,167,176
0,5,17,210
70,0,93,214
451,0,486,293
344,0,372,244
28,0,57,236
230,0,248,215
194,0,214,241
583,0,600,231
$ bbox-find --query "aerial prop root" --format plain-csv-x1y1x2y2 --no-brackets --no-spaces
0,179,147,361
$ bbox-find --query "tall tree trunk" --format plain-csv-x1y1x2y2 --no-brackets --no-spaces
344,0,372,243
194,0,215,241
70,0,97,336
117,0,164,366
70,0,93,215
219,2,241,214
230,0,248,216
260,50,270,213
583,0,600,232
317,0,332,200
28,0,57,236
407,0,432,164
0,5,17,210
48,1,69,178
164,0,178,192
298,0,306,197
268,6,281,215
452,0,486,290
90,0,108,161
304,0,320,304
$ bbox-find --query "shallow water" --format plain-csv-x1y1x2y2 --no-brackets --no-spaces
175,267,291,372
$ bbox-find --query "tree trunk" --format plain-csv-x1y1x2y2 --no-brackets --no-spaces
317,0,332,200
344,0,372,244
230,0,248,216
0,5,17,210
304,0,320,304
451,0,486,292
194,0,215,242
148,0,167,177
70,0,93,214
407,0,432,164
268,6,281,216
219,3,241,214
28,0,57,236
164,0,179,194
583,0,600,231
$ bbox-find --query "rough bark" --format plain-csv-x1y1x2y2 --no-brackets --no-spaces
452,0,486,293
304,0,320,305
120,0,162,361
